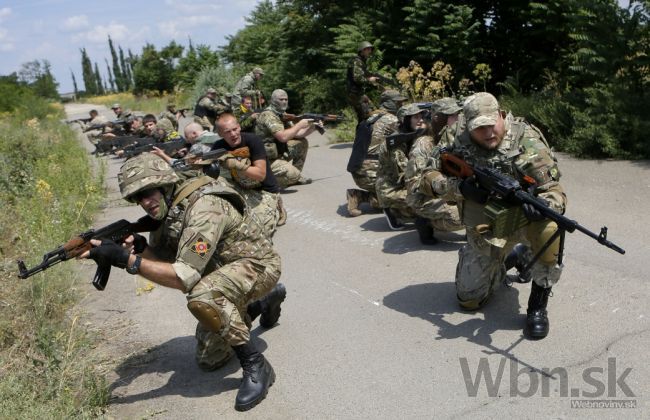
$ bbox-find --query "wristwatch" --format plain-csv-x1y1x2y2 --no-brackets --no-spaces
126,255,142,275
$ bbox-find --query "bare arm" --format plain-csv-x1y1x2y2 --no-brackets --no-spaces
242,158,267,181
273,119,312,143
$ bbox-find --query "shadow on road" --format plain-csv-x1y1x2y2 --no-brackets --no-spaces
382,232,464,255
383,281,554,378
329,143,352,150
109,335,269,405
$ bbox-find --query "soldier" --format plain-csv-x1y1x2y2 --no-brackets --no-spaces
81,109,108,142
346,89,406,217
111,103,131,120
183,122,220,151
233,95,261,133
215,113,286,235
375,104,427,230
160,103,179,130
129,115,146,137
232,67,265,109
417,92,566,339
143,114,180,142
193,88,230,131
405,99,464,244
346,41,379,123
80,153,286,410
255,89,322,187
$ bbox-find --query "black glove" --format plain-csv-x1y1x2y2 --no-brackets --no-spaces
88,239,130,269
459,177,489,204
131,233,148,254
522,198,550,222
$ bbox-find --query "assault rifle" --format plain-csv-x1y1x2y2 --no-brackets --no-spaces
122,138,190,159
177,108,192,118
95,135,155,154
440,152,625,270
282,113,345,134
385,128,426,151
83,119,128,133
67,117,93,125
370,72,399,88
17,216,161,290
172,146,250,178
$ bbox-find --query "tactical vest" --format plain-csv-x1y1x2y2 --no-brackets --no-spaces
193,96,216,119
151,177,274,266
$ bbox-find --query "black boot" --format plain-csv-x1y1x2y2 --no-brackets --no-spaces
232,342,275,411
247,283,287,328
525,282,552,339
383,208,405,231
415,217,438,245
504,243,532,283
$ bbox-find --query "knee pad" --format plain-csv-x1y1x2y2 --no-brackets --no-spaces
187,290,229,334
527,220,561,265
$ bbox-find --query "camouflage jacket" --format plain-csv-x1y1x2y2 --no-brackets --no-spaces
149,176,277,292
346,55,371,95
369,111,398,155
419,114,566,231
233,103,257,132
255,108,286,144
235,72,257,97
405,134,435,198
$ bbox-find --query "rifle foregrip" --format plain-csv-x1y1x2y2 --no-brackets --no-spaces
441,154,474,178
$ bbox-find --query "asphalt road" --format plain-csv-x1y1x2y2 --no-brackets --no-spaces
65,104,648,419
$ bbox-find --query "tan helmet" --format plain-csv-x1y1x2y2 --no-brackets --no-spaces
357,41,373,52
397,103,426,123
118,153,180,202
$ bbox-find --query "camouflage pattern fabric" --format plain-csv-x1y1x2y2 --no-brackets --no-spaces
351,159,379,193
351,111,398,193
287,138,308,171
270,159,302,188
255,109,285,147
193,96,229,130
420,114,565,305
405,134,462,232
346,55,376,122
148,177,281,353
375,133,416,221
232,72,262,108
160,110,179,130
233,104,257,132
369,113,398,154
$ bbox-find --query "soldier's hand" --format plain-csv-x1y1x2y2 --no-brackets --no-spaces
368,76,379,83
522,199,549,222
80,239,130,269
222,157,251,171
123,234,148,254
297,119,313,129
458,177,489,204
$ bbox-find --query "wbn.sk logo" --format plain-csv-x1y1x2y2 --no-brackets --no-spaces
459,357,636,401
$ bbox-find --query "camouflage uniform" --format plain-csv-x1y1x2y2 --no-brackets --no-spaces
232,68,264,109
233,103,258,133
160,109,179,130
418,94,566,309
405,134,462,232
193,90,229,131
255,108,303,188
346,44,376,123
119,156,281,370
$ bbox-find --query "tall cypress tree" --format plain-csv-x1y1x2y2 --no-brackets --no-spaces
80,48,96,95
119,46,131,90
108,36,125,91
70,69,79,97
93,62,105,95
105,58,115,91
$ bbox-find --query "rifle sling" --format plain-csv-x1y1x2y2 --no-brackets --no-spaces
172,176,214,208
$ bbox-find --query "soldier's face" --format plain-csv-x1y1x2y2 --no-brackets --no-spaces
131,119,142,130
242,97,253,109
135,188,163,218
144,121,156,134
217,117,242,147
361,47,373,58
112,107,121,115
447,113,459,126
409,112,426,131
470,113,505,150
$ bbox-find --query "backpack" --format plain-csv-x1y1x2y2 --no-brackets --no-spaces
346,113,383,173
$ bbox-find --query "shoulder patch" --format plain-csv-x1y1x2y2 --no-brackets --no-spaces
191,238,212,258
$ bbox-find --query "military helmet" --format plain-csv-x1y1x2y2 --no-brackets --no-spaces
118,153,180,202
397,103,426,123
252,67,264,75
432,97,462,116
357,41,373,52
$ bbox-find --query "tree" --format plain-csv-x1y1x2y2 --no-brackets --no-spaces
105,58,115,92
80,48,97,95
119,46,132,90
93,62,104,95
109,36,125,91
70,69,79,97
132,43,173,94
18,60,59,99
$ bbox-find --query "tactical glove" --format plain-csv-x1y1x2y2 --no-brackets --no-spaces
221,156,251,171
522,198,550,222
131,233,148,254
88,239,130,269
458,177,489,204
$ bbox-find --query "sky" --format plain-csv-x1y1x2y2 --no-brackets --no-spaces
0,0,260,93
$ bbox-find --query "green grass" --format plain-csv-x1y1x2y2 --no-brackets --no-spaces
0,106,108,417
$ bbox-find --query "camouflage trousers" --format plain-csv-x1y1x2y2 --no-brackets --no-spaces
193,115,214,132
188,255,281,370
270,159,302,188
351,159,378,194
242,189,280,238
456,220,563,307
375,177,416,221
407,192,463,232
347,93,373,124
287,138,309,172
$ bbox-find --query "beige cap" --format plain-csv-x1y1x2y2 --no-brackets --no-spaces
111,103,121,109
206,88,217,94
380,89,407,102
464,92,499,131
252,67,264,75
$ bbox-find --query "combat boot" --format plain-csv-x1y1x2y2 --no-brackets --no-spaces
247,283,287,328
383,208,405,230
504,243,532,283
346,189,362,217
232,341,275,411
415,217,438,245
297,176,312,185
525,282,552,339
277,196,287,226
